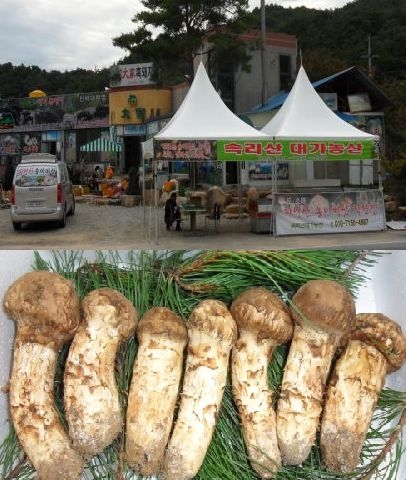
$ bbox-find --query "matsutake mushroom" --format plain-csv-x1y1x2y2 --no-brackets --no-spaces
276,279,355,465
320,312,406,473
230,287,293,478
64,287,138,457
164,299,237,480
125,307,187,476
3,271,84,480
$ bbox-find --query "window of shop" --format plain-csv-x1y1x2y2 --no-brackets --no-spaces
279,55,292,91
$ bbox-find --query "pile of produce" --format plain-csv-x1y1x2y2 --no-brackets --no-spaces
0,250,405,480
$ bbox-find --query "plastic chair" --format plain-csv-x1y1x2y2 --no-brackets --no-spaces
205,203,221,232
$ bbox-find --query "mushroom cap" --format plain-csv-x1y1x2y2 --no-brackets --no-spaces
3,271,80,347
230,287,292,344
291,279,355,336
137,307,187,343
82,288,138,339
354,313,406,373
188,299,237,344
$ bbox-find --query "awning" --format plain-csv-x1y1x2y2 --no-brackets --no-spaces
80,137,122,152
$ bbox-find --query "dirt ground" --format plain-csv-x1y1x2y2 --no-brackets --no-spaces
1,199,406,250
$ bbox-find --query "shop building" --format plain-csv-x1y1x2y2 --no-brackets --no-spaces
0,90,111,185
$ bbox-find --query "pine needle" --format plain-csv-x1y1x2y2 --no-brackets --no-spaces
0,249,403,480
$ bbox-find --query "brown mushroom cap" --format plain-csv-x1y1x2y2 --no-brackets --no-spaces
188,299,237,344
137,307,187,343
291,280,355,337
81,288,137,339
230,287,292,344
3,271,80,347
354,313,406,373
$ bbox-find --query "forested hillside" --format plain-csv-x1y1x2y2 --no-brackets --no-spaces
259,0,406,81
0,0,405,164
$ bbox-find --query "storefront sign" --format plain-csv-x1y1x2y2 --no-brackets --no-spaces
0,133,20,155
0,92,109,132
124,124,146,136
217,140,376,161
21,133,41,154
110,63,155,87
155,140,215,161
274,190,385,235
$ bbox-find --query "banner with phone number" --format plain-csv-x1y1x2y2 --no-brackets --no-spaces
274,190,385,235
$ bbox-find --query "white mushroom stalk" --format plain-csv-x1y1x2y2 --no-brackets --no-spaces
276,279,355,465
164,299,237,480
125,307,187,476
3,271,84,480
230,287,293,479
64,287,138,457
320,312,406,473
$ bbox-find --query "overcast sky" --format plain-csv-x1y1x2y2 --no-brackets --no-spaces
0,0,353,72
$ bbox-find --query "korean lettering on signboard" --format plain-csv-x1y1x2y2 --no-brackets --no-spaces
112,63,155,87
274,190,386,235
217,140,376,161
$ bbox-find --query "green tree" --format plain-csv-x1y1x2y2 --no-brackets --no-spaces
112,0,252,85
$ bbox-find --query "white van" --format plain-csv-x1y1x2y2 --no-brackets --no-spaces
10,153,75,230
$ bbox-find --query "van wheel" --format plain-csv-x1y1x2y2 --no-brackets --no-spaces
12,222,21,231
58,206,67,228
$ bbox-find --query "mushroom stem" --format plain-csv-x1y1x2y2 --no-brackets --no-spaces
230,287,293,478
3,271,84,480
164,300,237,480
64,288,138,457
125,307,187,476
276,279,355,466
320,313,406,473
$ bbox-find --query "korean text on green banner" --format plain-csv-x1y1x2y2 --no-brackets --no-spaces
216,139,377,161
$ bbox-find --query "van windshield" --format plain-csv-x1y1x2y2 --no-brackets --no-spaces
15,164,58,187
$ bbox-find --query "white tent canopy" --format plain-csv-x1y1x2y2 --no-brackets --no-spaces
155,62,269,141
141,138,154,160
261,66,379,141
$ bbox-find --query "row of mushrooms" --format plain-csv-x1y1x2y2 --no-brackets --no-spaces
3,271,406,480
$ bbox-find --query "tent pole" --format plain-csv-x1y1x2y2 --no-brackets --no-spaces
271,158,277,237
154,158,158,245
377,141,383,191
142,146,146,226
261,0,268,105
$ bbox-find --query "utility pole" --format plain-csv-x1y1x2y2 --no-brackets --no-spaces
261,0,268,105
361,35,379,77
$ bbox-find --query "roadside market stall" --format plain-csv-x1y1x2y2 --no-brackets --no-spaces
259,66,383,236
152,62,270,242
79,137,123,174
216,67,383,236
79,137,124,197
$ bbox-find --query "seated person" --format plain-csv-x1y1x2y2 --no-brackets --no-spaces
165,192,182,231
88,173,98,193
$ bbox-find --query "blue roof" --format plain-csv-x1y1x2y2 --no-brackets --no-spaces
250,66,368,114
250,90,289,113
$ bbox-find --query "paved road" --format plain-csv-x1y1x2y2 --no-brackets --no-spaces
1,201,406,250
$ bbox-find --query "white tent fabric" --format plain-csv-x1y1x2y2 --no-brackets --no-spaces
155,63,269,140
261,66,379,141
141,138,154,160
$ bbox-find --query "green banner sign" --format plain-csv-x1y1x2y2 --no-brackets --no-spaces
217,139,377,161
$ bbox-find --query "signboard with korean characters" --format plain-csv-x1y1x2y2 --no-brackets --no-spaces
274,189,386,235
216,139,377,161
